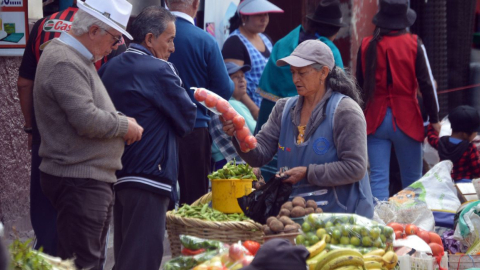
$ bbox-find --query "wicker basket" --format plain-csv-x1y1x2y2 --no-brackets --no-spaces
167,192,264,257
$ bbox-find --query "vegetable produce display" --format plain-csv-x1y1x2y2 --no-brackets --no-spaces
9,239,75,270
386,222,445,257
278,197,323,218
192,87,257,152
207,161,257,181
174,203,250,222
164,236,260,270
305,245,398,270
296,214,394,253
263,216,301,235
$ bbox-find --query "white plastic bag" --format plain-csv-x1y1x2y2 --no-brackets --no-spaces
374,200,435,231
390,161,460,212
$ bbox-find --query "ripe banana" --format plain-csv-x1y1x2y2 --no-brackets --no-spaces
382,251,398,269
315,249,363,270
365,249,386,256
334,266,363,270
363,255,384,263
319,255,364,270
364,260,383,269
307,250,327,270
307,235,327,259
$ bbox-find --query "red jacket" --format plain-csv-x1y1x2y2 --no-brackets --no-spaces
359,33,437,142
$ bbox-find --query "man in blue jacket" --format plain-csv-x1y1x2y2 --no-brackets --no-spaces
98,6,197,270
167,0,234,205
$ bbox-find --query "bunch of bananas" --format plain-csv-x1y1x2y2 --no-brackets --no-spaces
306,248,399,270
363,249,398,270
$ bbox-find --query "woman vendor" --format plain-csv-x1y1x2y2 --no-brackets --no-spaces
222,40,374,218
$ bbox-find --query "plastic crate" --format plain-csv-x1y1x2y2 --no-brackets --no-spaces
448,254,480,270
398,254,448,270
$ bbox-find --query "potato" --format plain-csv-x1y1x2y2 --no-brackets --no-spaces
306,200,317,210
315,207,323,213
266,216,277,226
290,206,306,217
277,209,290,218
292,197,306,208
284,224,299,233
295,223,301,229
281,201,293,211
269,219,285,233
278,216,295,226
305,207,314,215
263,226,274,235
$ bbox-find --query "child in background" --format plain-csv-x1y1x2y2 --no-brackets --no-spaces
427,105,480,182
209,62,261,180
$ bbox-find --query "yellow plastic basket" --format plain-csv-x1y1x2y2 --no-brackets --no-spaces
211,179,253,213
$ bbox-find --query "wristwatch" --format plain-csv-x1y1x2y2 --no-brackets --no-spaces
23,126,33,134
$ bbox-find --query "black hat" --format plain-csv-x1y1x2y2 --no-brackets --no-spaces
449,105,480,133
372,0,416,29
240,239,309,270
225,62,251,75
306,0,346,27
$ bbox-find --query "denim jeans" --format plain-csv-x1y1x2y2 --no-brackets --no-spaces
368,108,423,202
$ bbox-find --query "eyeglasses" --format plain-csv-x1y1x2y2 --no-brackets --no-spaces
103,28,122,46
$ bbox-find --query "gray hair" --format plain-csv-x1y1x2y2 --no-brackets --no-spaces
71,9,111,36
166,0,194,10
311,64,363,107
130,6,176,44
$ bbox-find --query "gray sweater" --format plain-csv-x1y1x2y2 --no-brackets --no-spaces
234,89,368,187
33,39,129,183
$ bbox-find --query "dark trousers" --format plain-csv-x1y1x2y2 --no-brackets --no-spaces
113,188,169,270
31,143,58,255
40,172,113,270
178,128,211,205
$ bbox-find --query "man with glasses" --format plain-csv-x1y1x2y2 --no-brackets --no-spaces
32,0,144,269
16,0,126,257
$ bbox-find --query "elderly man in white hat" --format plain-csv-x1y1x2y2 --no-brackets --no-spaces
32,0,143,269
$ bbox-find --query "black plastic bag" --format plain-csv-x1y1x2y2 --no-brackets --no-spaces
237,176,293,224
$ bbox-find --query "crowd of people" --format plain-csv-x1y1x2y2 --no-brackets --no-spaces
12,0,480,269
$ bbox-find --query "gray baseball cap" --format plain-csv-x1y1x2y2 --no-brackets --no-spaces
276,39,335,70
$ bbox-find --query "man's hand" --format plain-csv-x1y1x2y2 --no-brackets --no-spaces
123,117,143,145
278,166,307,185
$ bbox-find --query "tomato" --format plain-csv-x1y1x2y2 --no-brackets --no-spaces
235,126,250,142
405,224,418,235
232,115,246,130
194,88,208,102
242,240,261,256
394,230,405,240
428,243,444,257
205,94,218,108
223,107,238,121
388,222,404,232
244,135,257,149
216,99,230,114
240,141,250,153
417,230,431,244
429,232,443,246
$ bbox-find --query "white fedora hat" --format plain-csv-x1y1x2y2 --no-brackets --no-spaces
77,0,133,40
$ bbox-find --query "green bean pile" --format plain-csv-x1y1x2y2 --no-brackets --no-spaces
207,160,257,180
175,204,250,222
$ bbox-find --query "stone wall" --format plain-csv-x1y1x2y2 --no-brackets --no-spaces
0,57,32,239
